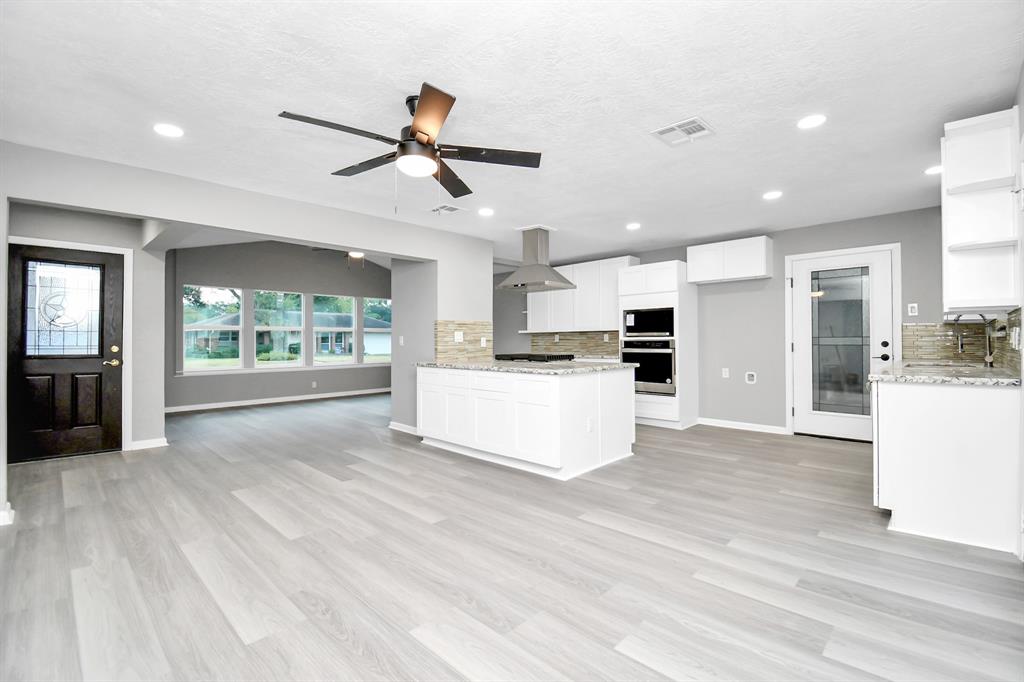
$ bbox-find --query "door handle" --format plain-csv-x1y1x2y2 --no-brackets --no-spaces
103,359,121,367
871,354,891,362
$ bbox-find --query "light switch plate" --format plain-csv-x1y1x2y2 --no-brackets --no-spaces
399,335,405,346
454,331,464,343
907,303,918,317
480,337,487,347
745,371,757,384
721,368,730,378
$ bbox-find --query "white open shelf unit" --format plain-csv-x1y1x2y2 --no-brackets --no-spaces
940,106,1020,314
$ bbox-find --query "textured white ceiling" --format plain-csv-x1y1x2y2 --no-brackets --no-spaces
2,1,1022,262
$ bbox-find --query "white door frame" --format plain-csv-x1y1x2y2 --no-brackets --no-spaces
6,236,134,451
784,243,902,435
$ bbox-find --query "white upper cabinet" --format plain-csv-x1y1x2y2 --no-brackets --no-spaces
686,236,773,283
941,106,1020,313
525,256,637,333
617,261,686,295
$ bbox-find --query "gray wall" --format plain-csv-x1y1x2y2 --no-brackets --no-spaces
492,273,530,354
637,207,942,427
390,259,438,428
165,241,391,409
9,203,166,442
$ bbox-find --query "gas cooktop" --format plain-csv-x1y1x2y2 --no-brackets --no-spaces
494,353,575,363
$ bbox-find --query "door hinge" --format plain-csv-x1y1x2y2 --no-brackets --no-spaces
791,342,794,352
788,277,793,288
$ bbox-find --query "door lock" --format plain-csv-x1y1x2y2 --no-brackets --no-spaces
102,359,121,367
110,345,120,353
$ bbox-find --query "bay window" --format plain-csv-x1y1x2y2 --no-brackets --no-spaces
361,297,392,363
254,290,303,366
182,285,241,370
313,294,354,365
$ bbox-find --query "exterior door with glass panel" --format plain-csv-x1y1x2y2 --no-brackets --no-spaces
7,245,123,461
792,249,895,441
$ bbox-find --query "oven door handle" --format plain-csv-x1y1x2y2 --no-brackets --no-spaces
622,348,675,354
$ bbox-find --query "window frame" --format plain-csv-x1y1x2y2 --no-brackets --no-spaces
253,289,305,368
181,284,244,373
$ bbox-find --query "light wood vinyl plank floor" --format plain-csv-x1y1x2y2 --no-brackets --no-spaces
1,394,1021,681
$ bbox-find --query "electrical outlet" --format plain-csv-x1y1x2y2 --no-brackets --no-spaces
454,331,464,343
745,371,757,384
721,368,730,378
311,380,317,388
603,333,609,343
480,337,487,348
907,303,919,317
554,333,560,343
399,335,405,347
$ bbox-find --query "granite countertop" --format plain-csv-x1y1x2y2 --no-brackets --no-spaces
417,360,637,375
868,361,1021,387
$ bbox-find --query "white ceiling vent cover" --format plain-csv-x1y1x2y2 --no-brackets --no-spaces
431,204,462,214
651,117,714,146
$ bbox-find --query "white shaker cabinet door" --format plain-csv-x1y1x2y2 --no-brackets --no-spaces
572,261,601,330
526,290,551,332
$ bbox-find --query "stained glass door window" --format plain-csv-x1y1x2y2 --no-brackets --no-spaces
25,260,102,356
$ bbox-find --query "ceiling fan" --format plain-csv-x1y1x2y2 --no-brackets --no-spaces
279,82,541,199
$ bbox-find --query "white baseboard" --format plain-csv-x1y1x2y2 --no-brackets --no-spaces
388,421,419,436
0,502,14,526
124,437,169,451
165,387,391,414
697,417,791,435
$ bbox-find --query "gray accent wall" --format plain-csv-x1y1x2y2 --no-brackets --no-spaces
9,202,167,442
492,273,530,354
165,241,391,409
637,207,942,428
390,259,438,428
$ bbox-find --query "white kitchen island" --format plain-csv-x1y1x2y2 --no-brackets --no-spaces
416,361,636,480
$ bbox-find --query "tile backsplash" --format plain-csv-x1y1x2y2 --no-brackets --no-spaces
531,331,619,357
434,320,494,363
902,310,1021,373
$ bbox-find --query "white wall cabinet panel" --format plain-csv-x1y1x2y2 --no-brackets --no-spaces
572,261,601,330
526,290,550,332
618,261,684,295
686,236,772,283
684,243,723,282
941,106,1020,313
598,259,624,329
524,256,637,333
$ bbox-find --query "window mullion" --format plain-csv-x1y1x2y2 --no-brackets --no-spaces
242,288,255,369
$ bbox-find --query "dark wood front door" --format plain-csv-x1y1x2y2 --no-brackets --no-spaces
8,244,124,462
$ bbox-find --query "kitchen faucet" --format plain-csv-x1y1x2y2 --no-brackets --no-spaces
952,314,994,366
953,314,965,354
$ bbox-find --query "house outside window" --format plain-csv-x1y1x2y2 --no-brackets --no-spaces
182,285,241,370
313,294,355,365
362,297,392,363
254,290,303,366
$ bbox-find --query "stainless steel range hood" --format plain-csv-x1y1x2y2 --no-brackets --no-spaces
496,227,576,293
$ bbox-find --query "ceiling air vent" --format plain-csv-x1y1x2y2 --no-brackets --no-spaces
651,117,714,146
431,204,462,214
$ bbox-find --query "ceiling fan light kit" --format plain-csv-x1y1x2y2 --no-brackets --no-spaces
279,82,541,198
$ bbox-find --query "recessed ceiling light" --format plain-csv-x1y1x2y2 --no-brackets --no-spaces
762,190,783,200
626,222,641,231
924,165,943,175
478,207,495,217
348,251,365,258
797,114,827,130
153,123,184,138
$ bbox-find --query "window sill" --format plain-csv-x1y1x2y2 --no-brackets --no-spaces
176,363,391,377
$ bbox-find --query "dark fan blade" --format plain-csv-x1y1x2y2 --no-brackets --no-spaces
279,111,399,145
438,144,541,168
433,159,472,198
332,151,397,176
410,83,455,145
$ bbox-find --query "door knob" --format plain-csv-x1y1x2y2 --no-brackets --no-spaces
871,354,890,362
103,359,121,367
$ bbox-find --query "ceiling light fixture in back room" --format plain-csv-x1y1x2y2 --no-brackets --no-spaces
279,82,542,198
